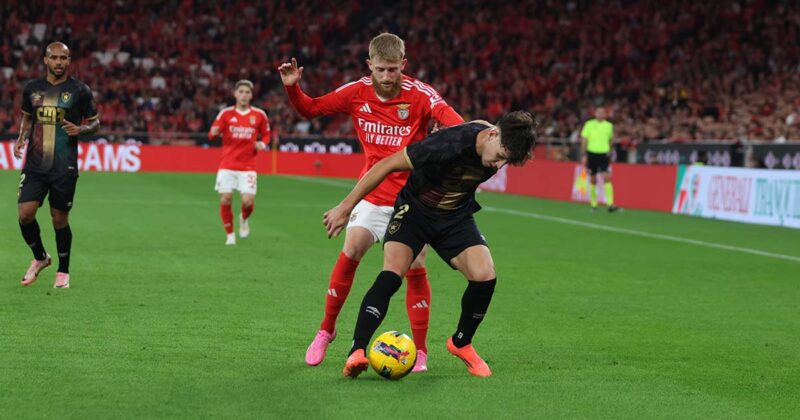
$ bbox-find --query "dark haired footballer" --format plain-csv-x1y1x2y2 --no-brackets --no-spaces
322,111,538,378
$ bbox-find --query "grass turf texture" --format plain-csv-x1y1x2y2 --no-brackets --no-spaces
1,171,799,418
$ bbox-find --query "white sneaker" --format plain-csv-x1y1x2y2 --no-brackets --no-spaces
225,233,236,245
239,214,250,238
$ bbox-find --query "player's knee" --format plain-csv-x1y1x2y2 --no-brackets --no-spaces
383,261,409,278
409,255,427,270
342,243,370,260
374,270,403,295
408,260,425,270
51,213,69,229
471,265,496,282
18,213,35,225
219,195,233,205
409,247,428,269
241,196,255,207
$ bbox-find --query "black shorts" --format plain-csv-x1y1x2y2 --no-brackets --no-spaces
586,152,610,175
383,201,488,269
17,169,79,211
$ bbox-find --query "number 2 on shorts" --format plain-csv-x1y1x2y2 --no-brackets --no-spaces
17,173,26,197
394,204,410,220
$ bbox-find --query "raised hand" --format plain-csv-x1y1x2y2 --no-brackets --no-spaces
278,57,304,86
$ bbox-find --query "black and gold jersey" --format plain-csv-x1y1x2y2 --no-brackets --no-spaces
400,122,495,215
21,76,98,174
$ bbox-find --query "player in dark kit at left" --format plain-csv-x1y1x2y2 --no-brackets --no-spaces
13,42,100,289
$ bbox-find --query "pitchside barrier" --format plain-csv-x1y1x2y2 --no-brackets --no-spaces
673,165,800,228
2,140,799,228
0,140,678,212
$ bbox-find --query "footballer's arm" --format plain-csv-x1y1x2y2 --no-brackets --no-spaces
69,117,100,136
433,104,464,127
83,117,101,134
323,151,411,238
13,114,32,159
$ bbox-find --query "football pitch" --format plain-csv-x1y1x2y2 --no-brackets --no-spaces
1,171,798,418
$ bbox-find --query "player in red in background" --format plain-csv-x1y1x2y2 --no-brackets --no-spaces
208,80,271,245
279,33,463,372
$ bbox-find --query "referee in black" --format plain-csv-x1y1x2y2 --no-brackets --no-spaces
580,107,619,212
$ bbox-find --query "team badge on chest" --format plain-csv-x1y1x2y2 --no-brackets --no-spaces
31,92,43,105
250,116,257,125
397,103,411,120
61,92,72,103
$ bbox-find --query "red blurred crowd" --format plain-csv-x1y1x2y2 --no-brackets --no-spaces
1,0,799,142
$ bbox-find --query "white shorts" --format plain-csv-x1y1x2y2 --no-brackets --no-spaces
347,200,395,243
214,170,257,195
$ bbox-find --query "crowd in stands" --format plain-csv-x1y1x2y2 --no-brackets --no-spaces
1,0,799,143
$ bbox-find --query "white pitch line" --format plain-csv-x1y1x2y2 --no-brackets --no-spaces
284,175,354,189
483,206,800,264
284,175,800,264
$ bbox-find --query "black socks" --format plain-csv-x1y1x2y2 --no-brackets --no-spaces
55,225,72,273
19,220,47,261
350,271,402,355
452,279,497,348
349,274,497,353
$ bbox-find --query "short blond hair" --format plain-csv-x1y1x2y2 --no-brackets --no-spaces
368,33,405,62
235,79,254,91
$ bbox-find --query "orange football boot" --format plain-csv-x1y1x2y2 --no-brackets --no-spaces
446,337,492,377
342,349,369,379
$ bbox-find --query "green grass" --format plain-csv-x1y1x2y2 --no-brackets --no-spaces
1,171,799,419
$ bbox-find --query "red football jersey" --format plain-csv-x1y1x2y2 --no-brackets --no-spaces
285,75,463,206
209,106,271,171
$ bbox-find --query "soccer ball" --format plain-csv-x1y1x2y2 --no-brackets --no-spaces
368,331,417,380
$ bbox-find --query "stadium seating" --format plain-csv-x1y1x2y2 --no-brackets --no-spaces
1,0,798,142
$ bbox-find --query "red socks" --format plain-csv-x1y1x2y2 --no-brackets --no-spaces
220,204,234,234
320,252,361,333
241,203,254,220
318,252,431,355
222,203,253,234
405,267,431,353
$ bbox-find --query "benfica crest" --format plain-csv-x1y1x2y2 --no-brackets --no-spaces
397,104,411,120
61,92,72,103
249,116,257,125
